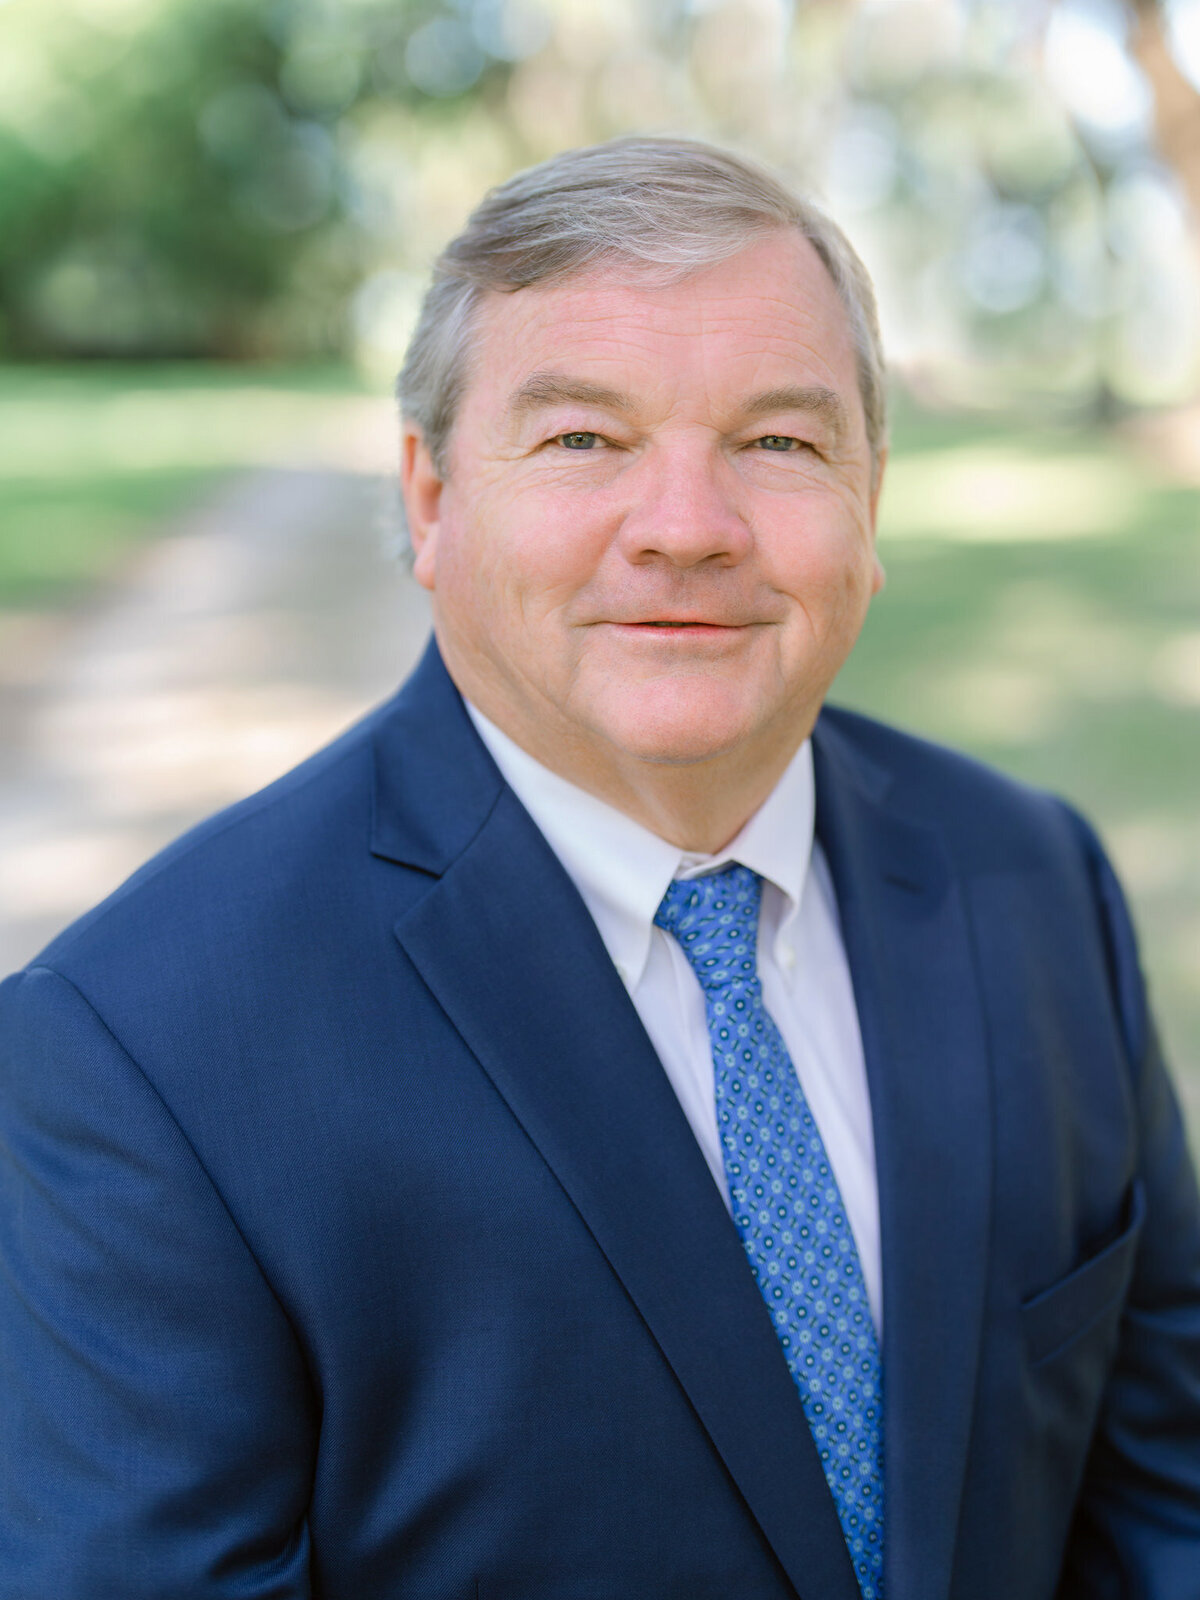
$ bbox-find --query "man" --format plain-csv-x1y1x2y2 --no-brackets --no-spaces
2,136,1199,1600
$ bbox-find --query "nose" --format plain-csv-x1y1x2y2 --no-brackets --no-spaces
616,439,752,568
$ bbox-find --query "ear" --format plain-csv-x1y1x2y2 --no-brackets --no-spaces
868,445,888,595
401,424,444,592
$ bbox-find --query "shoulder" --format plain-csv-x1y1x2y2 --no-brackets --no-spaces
19,692,405,1013
818,702,1145,1058
816,701,1098,868
4,683,463,1127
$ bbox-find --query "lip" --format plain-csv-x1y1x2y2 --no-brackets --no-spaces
594,621,759,651
602,621,750,634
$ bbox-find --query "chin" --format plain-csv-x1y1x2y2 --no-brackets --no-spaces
592,684,766,769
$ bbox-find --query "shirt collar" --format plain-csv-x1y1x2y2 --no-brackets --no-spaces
464,701,816,991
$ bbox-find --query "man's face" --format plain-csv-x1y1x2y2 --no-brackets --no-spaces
404,230,885,793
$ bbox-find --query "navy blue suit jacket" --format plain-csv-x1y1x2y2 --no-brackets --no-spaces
3,639,1200,1599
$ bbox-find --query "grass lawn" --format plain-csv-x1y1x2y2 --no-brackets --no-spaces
0,362,374,606
837,393,1200,1126
1,361,1197,1128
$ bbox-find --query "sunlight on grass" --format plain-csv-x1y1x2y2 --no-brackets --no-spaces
1152,631,1200,706
883,446,1145,542
0,363,393,605
0,476,216,602
0,387,392,478
839,403,1200,1121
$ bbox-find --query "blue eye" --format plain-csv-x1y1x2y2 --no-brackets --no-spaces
759,435,798,451
559,432,599,449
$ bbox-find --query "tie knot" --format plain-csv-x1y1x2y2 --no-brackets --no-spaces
653,863,762,994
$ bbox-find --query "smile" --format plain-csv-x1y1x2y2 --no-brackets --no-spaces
600,621,752,644
624,617,748,630
620,620,747,630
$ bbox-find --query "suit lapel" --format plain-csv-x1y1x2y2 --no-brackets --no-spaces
813,715,993,1600
373,644,859,1600
372,648,992,1600
395,791,861,1600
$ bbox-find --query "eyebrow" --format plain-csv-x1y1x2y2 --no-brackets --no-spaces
507,373,635,418
505,373,850,441
740,386,849,441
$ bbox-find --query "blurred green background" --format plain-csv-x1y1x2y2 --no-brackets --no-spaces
1,0,1198,1124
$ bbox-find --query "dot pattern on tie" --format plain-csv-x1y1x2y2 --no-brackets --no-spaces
655,864,884,1600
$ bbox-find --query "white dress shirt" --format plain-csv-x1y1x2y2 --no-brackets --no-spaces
465,702,883,1335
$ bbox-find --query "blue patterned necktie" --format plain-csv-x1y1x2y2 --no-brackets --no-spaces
655,864,884,1600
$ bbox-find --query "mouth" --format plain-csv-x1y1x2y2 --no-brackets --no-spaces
600,619,752,643
623,619,745,630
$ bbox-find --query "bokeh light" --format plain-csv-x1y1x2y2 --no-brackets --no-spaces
0,0,1196,409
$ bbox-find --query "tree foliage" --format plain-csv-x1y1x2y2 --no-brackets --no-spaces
0,0,502,356
1,0,1197,411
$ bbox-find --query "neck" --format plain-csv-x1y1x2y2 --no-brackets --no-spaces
439,624,817,851
474,706,807,856
571,751,796,856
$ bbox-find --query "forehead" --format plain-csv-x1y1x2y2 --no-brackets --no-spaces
462,231,862,423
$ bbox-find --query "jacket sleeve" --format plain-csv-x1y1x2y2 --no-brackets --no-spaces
1057,818,1200,1596
0,965,316,1599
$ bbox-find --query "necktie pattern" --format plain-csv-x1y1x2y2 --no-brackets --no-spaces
655,864,884,1600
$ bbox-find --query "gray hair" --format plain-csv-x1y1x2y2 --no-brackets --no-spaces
398,135,887,487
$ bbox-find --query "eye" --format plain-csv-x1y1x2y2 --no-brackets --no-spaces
557,431,601,450
756,434,805,452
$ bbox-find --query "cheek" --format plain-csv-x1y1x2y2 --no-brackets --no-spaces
826,546,879,635
775,514,871,583
768,511,878,640
436,491,602,632
511,483,613,577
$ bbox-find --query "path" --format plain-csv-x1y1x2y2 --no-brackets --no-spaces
0,466,431,974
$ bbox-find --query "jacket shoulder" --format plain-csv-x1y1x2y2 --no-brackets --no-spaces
817,702,1092,858
818,702,1148,1056
25,693,400,987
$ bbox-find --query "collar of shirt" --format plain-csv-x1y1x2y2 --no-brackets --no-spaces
464,701,816,993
